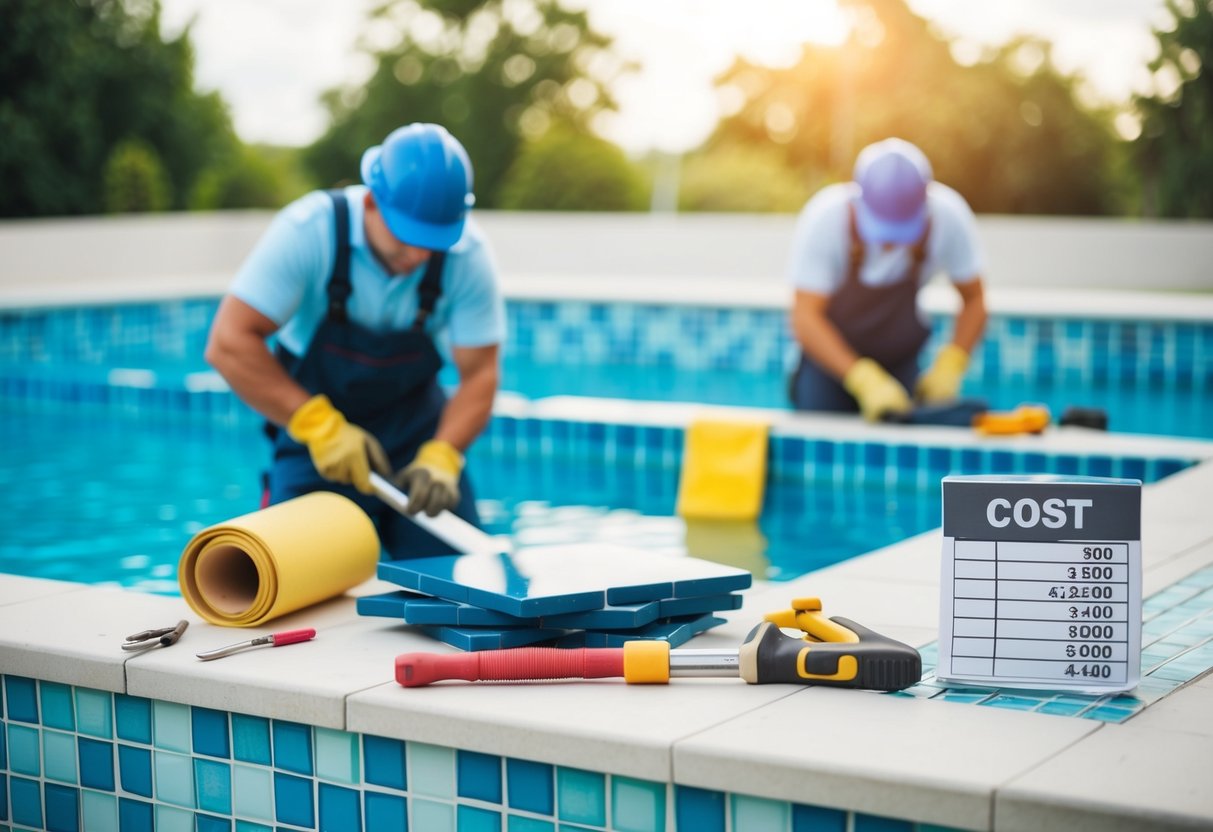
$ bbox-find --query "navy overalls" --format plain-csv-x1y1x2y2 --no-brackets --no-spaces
265,190,481,559
791,203,932,412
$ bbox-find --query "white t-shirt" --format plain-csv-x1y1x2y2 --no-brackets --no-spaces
786,182,985,295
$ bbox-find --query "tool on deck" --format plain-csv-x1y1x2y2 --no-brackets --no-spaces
123,620,189,652
394,597,921,691
973,404,1051,435
370,472,507,556
195,628,316,661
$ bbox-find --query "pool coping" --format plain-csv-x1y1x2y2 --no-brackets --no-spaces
2,404,1212,830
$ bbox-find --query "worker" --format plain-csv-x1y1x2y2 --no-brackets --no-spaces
787,138,988,421
205,123,504,558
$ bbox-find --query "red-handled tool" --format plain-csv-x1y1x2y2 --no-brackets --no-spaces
196,628,316,661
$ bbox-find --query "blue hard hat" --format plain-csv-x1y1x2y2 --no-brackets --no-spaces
852,138,932,245
360,123,475,251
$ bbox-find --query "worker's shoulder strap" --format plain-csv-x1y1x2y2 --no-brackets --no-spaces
412,249,446,332
325,189,352,323
845,200,932,286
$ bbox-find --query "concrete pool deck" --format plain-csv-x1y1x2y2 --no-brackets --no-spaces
1,400,1212,831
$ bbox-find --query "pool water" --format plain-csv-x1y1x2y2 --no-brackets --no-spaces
0,402,939,593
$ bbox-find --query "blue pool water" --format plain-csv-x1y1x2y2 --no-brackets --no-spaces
0,402,938,593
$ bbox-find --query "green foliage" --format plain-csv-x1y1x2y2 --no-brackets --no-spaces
497,126,648,211
304,0,627,207
1135,0,1213,218
0,0,238,217
191,145,297,210
103,139,172,212
706,0,1132,215
678,144,812,213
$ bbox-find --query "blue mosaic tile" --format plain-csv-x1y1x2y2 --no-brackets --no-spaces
44,729,78,783
507,817,554,832
364,792,407,830
154,750,195,808
273,772,314,828
508,759,554,815
411,743,456,799
153,701,191,753
118,796,153,832
611,776,665,832
7,724,39,776
315,728,360,785
4,678,37,724
78,737,115,790
731,793,788,831
364,735,407,791
192,708,230,759
793,803,846,832
114,695,151,745
196,814,231,832
412,798,455,832
74,688,113,739
675,786,724,832
0,723,5,770
271,721,313,775
556,768,605,827
319,783,361,831
458,805,502,832
9,777,42,829
44,783,79,832
40,682,75,731
231,714,271,765
232,765,274,822
459,750,503,803
195,758,232,815
854,813,914,832
119,745,153,797
80,790,117,832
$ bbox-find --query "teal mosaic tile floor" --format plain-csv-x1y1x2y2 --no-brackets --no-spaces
898,563,1213,722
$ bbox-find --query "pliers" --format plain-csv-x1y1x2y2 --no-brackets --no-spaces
122,620,189,652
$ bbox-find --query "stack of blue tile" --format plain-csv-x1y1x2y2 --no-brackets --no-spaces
357,542,751,651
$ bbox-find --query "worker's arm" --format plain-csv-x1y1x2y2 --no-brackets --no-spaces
949,277,988,353
915,277,988,403
433,343,500,452
204,295,311,426
790,289,860,381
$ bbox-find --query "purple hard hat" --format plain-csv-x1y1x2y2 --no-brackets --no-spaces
853,138,933,245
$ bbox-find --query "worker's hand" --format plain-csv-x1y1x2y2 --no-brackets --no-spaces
286,394,391,494
843,358,912,422
394,439,464,517
915,344,970,403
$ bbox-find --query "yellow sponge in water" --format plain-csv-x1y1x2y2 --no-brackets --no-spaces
676,419,770,521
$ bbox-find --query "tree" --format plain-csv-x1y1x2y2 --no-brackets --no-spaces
1136,0,1213,218
104,139,172,213
0,0,238,217
497,126,648,210
702,0,1132,215
191,146,293,210
677,144,811,213
304,0,628,208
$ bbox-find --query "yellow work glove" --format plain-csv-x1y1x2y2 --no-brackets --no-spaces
843,358,912,422
394,439,464,517
286,394,391,494
915,344,970,403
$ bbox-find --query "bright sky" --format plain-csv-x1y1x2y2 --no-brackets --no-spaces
159,0,1168,153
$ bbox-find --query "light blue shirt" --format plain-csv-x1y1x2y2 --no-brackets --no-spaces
230,185,505,358
786,182,985,295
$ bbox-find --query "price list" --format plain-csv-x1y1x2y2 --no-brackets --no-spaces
937,476,1142,693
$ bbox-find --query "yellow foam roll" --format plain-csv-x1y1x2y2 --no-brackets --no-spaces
178,492,379,627
675,419,770,521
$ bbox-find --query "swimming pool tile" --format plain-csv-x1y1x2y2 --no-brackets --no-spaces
153,804,192,832
231,714,271,765
191,707,230,759
118,745,152,797
77,738,114,791
412,798,455,832
507,817,554,832
8,777,41,830
363,734,407,791
675,786,724,832
43,728,78,783
81,789,118,832
74,689,113,739
409,742,455,799
611,776,665,832
154,750,195,808
8,724,40,777
507,759,554,814
556,768,605,827
792,803,846,832
730,794,788,832
231,765,273,822
458,805,502,832
195,814,230,832
271,720,312,775
854,813,914,832
364,792,407,830
4,677,37,724
114,695,151,745
273,772,314,827
152,701,191,753
195,759,232,815
119,795,154,831
39,682,75,731
458,750,503,803
314,728,360,785
318,783,361,831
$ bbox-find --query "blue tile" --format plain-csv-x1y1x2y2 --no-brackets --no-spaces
192,708,230,759
273,772,314,828
364,792,408,831
793,803,846,832
44,729,79,783
196,758,233,815
272,721,313,775
458,750,503,803
364,735,407,791
119,745,154,797
74,688,113,739
0,773,5,823
319,783,361,832
4,677,38,724
232,714,271,765
854,813,914,832
115,695,152,745
556,768,605,826
78,737,116,790
611,776,665,832
675,786,724,832
44,784,79,832
507,817,553,832
10,776,43,829
507,759,554,814
7,724,39,776
196,814,231,832
119,797,153,832
0,721,5,770
40,682,75,731
458,805,501,832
